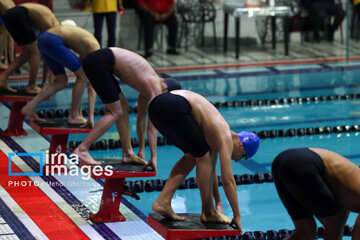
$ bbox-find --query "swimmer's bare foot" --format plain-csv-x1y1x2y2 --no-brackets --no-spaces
21,105,45,121
0,82,17,93
74,147,102,167
201,209,231,224
137,150,145,160
67,116,87,125
152,200,185,221
26,85,42,94
0,62,8,70
122,153,147,165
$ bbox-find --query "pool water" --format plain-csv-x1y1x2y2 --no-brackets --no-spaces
34,62,360,236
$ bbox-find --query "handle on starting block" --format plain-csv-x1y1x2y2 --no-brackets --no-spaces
89,161,155,223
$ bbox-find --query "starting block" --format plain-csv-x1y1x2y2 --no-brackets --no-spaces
90,160,156,223
147,213,240,240
0,89,37,136
30,120,91,172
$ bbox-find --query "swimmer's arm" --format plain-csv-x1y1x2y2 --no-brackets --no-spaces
219,140,242,231
210,151,222,213
146,118,158,171
136,94,147,156
353,214,360,240
87,83,96,126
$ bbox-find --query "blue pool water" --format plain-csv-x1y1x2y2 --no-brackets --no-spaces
34,62,360,235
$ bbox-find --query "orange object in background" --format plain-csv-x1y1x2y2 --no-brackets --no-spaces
246,0,260,7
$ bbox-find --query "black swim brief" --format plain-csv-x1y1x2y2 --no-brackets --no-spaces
3,6,37,46
148,92,210,158
272,148,340,219
82,48,121,104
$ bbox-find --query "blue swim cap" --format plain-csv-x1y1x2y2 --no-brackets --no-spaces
237,131,260,159
165,78,182,92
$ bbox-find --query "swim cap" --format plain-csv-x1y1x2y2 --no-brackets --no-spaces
61,19,77,27
237,131,260,159
165,78,182,92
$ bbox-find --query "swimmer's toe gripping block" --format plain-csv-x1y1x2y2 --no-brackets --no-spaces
90,160,156,223
30,120,91,172
147,213,240,240
0,90,37,136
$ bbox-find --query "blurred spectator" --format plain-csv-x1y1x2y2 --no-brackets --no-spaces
92,0,123,47
301,0,345,42
136,0,179,58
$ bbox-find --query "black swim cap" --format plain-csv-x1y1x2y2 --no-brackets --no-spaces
165,78,182,92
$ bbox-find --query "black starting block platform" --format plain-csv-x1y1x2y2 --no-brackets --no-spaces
147,213,240,240
0,89,37,136
0,88,37,101
90,160,156,223
30,120,91,172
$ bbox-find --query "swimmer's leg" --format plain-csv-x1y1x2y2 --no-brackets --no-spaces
317,208,349,240
0,46,29,92
21,74,68,121
67,67,87,125
284,217,317,240
196,152,230,224
152,154,196,220
115,92,146,165
74,100,123,166
23,41,41,94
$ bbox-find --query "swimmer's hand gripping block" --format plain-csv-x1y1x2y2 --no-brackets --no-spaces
0,90,37,136
90,160,156,223
30,120,91,172
147,213,240,240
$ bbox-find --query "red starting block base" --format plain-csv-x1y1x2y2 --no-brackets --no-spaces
147,213,240,240
0,90,37,136
90,160,156,223
30,120,91,172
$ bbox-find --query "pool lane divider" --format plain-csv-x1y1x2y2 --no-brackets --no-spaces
67,124,360,152
119,172,274,195
37,92,360,123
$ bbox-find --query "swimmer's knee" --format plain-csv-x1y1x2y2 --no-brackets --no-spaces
113,109,123,119
53,75,68,89
106,103,123,118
